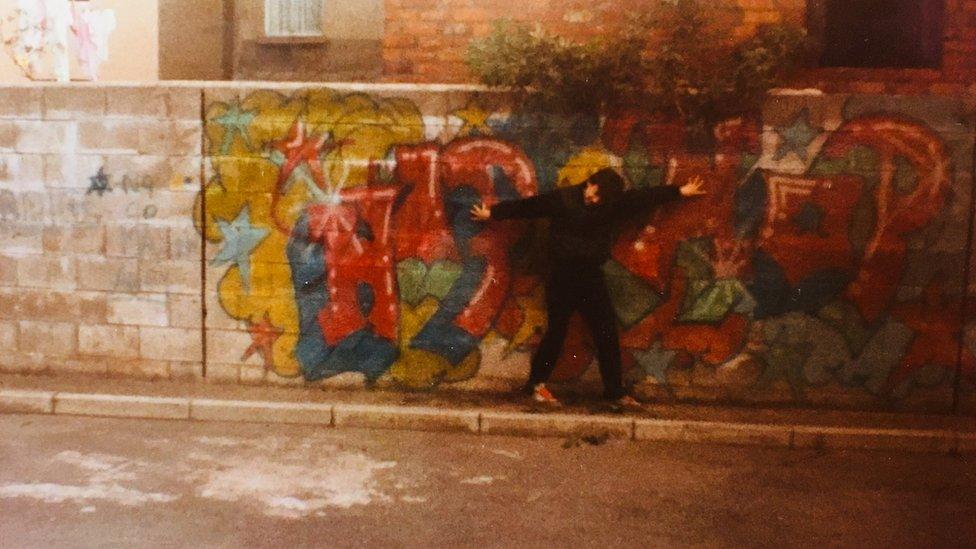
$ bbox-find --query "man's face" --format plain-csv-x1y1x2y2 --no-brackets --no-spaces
583,181,600,205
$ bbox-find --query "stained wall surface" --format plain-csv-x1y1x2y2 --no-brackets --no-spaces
230,1,384,82
0,0,159,82
158,0,226,81
0,84,202,378
1,82,974,413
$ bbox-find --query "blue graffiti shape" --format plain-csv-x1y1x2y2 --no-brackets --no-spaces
733,169,768,239
492,112,597,192
747,250,851,319
211,205,270,293
408,184,486,365
357,281,375,317
287,213,397,382
409,166,526,364
488,164,522,202
355,216,375,242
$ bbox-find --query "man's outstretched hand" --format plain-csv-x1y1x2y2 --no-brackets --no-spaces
470,202,491,222
679,175,707,197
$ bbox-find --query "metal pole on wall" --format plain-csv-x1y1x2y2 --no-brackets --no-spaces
954,113,976,415
199,87,208,379
222,0,236,80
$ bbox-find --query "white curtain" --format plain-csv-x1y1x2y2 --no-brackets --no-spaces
265,0,323,37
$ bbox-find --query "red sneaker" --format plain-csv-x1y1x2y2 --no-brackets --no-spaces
616,395,645,411
532,384,562,407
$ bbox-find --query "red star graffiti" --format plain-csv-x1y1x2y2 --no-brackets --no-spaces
241,314,283,369
888,283,976,390
269,119,352,233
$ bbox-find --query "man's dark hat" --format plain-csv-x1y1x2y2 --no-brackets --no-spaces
588,168,625,203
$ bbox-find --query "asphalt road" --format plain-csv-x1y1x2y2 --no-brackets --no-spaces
0,414,973,548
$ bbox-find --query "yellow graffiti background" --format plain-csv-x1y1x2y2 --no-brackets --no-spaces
197,90,425,377
556,146,618,187
391,298,482,389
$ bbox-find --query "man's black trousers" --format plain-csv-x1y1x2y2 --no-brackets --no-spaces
526,262,626,400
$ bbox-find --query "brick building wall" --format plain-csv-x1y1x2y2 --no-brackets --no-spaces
382,0,976,94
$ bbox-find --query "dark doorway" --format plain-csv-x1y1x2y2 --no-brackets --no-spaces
818,0,945,68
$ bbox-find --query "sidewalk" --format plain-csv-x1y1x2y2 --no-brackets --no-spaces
1,373,974,454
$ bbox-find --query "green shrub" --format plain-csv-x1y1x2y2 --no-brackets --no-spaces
465,0,809,132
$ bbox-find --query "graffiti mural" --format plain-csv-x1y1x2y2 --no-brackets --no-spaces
200,88,975,406
598,96,975,402
201,91,540,388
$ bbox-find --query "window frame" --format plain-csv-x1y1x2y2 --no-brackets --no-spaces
262,0,326,41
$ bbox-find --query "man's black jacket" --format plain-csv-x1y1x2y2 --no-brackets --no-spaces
490,183,681,267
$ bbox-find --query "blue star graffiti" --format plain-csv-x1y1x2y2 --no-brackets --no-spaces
211,205,270,292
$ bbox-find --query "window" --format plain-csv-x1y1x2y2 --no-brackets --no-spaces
817,0,945,68
265,0,324,37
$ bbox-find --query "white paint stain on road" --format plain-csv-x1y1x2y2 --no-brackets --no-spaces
188,445,401,519
0,450,179,507
0,482,178,506
460,475,505,485
400,495,428,503
0,439,424,519
55,450,142,481
194,436,249,447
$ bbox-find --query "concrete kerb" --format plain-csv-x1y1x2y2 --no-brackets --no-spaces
190,399,333,425
958,431,976,453
634,418,793,447
790,425,962,453
333,403,480,433
0,389,54,414
54,393,190,420
480,411,635,439
0,388,972,453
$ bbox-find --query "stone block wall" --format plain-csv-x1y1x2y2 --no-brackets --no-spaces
0,84,204,380
1,82,974,414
